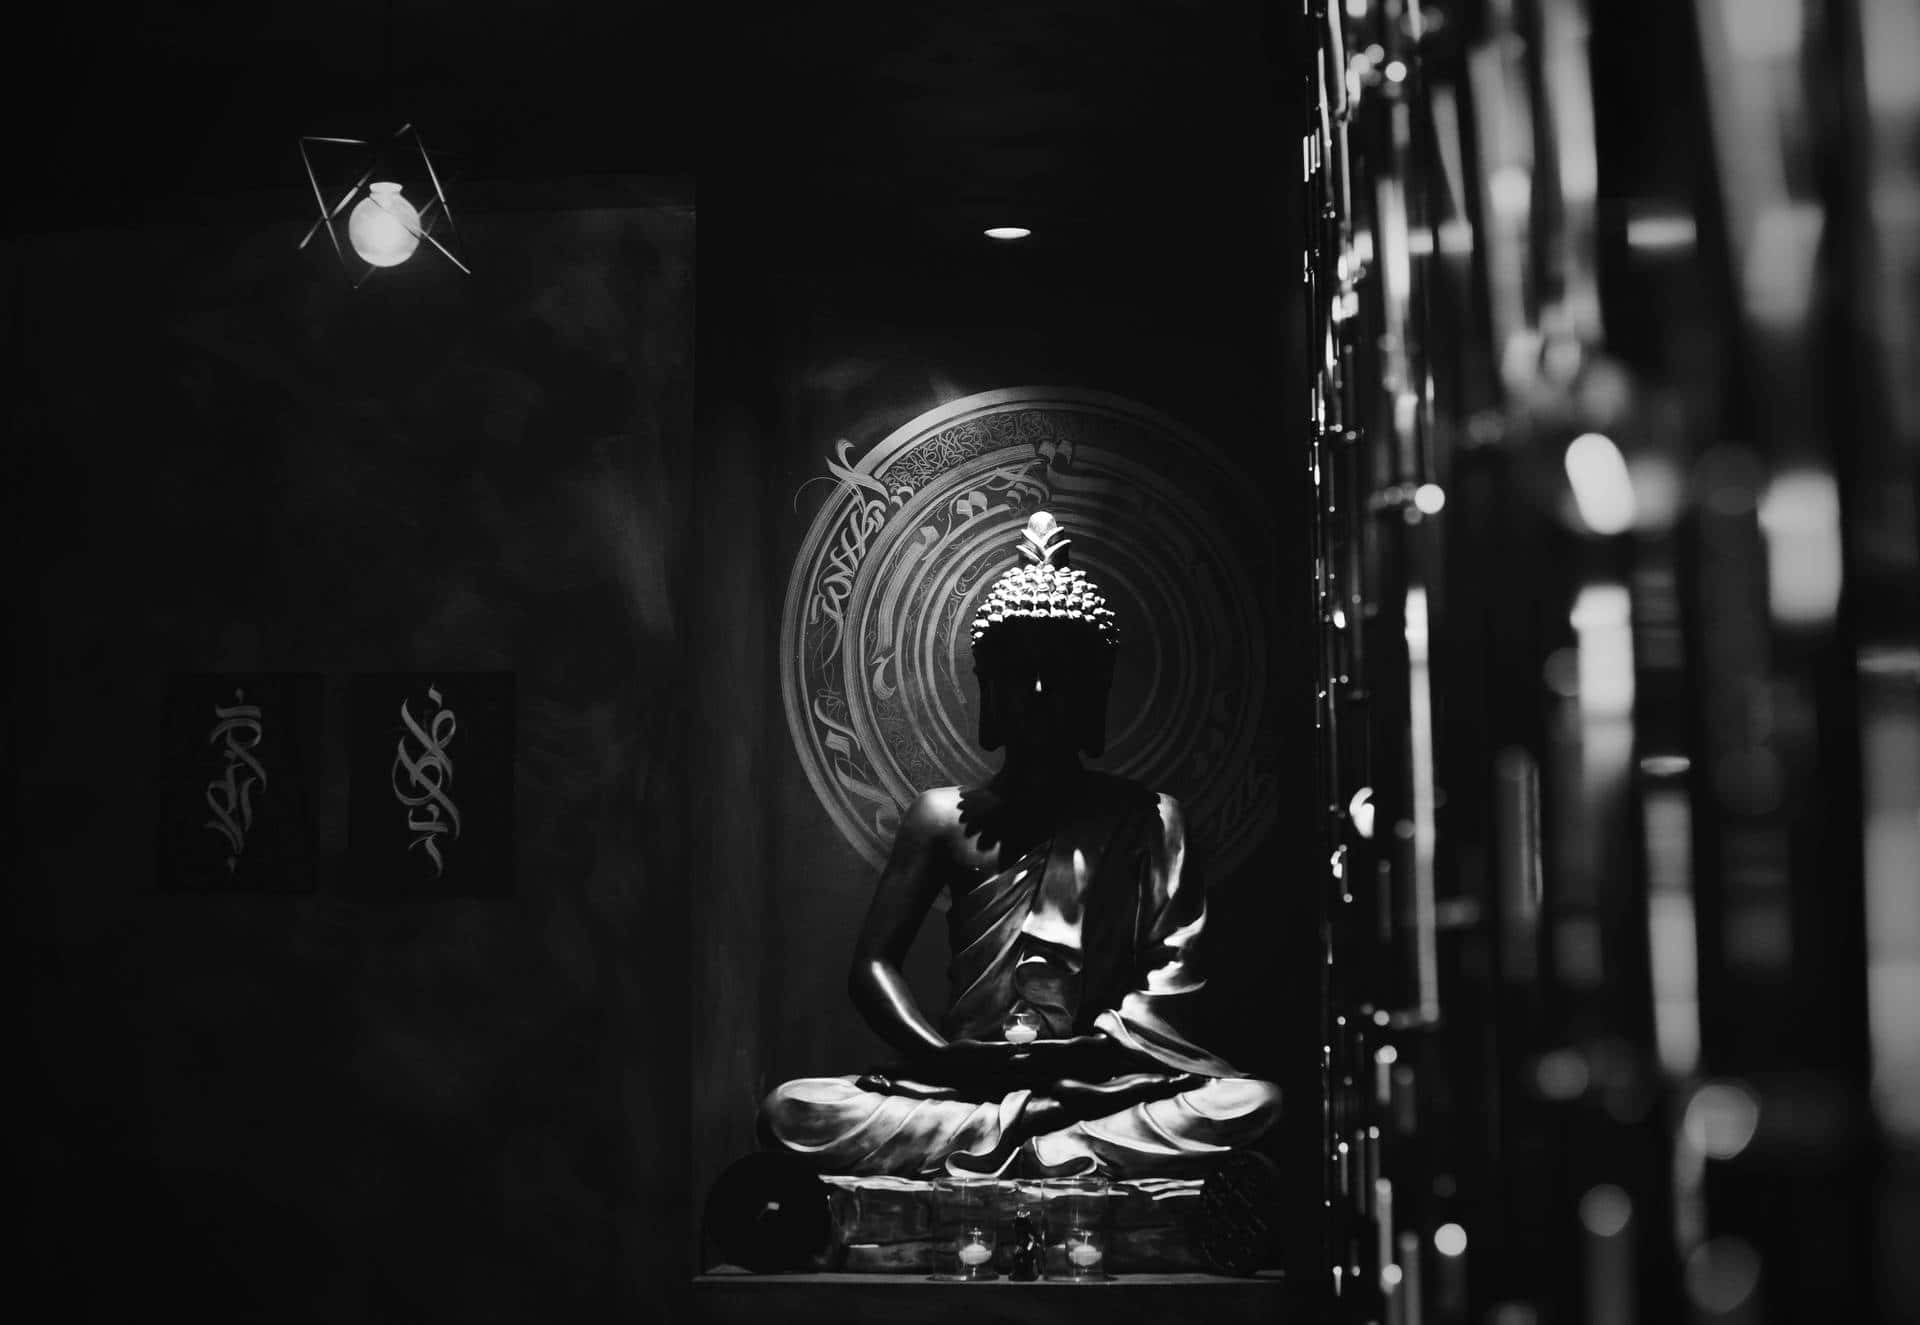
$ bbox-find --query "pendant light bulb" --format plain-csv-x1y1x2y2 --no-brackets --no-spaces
348,181,422,268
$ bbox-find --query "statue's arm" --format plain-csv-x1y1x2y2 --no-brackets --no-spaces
846,789,955,1057
1089,793,1241,1077
1138,793,1208,1006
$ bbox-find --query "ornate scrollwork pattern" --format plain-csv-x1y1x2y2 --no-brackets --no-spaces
392,683,463,878
204,689,267,873
781,387,1279,883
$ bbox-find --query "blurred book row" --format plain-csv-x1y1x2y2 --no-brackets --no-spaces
1302,1,1916,1321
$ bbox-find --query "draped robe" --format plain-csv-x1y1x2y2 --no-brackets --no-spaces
760,778,1280,1177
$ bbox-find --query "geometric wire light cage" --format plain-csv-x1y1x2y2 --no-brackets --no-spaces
298,123,470,286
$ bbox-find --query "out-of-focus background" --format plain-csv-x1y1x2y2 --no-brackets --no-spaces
1300,1,1916,1322
7,1,1914,1322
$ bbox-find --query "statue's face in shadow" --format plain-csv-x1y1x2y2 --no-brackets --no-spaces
974,627,1113,757
985,661,1077,752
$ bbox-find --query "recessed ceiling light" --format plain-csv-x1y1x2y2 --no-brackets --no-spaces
983,226,1032,240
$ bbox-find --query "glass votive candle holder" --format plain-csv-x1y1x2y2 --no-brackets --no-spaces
1004,1008,1043,1045
929,1176,1000,1281
1043,1175,1112,1282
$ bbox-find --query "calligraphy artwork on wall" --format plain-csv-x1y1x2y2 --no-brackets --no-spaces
346,672,515,899
781,386,1280,889
156,673,322,893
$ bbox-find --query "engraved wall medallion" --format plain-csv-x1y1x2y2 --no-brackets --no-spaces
781,387,1279,884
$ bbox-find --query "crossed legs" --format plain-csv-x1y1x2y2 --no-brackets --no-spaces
760,1074,1281,1179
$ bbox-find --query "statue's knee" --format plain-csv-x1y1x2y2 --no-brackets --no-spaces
1209,1077,1283,1130
1250,1079,1283,1128
757,1085,795,1147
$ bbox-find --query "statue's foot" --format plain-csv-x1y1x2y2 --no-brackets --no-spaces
945,1140,1021,1177
942,1074,1199,1178
944,1091,1073,1177
855,1073,962,1100
1052,1071,1204,1119
947,1121,1105,1179
1018,1140,1103,1180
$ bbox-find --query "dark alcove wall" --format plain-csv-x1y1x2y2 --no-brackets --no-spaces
7,196,694,1322
692,184,1320,1269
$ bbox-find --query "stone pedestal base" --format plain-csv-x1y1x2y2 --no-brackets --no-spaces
817,1175,1209,1275
693,1270,1292,1324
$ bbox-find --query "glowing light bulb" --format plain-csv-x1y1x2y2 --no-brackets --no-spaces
1564,432,1637,535
1758,467,1843,625
1489,167,1531,218
1348,786,1376,839
1684,1080,1761,1159
1580,1184,1632,1237
348,182,422,267
984,226,1032,240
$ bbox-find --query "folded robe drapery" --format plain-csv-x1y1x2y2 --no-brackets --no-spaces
760,776,1280,1177
941,777,1238,1077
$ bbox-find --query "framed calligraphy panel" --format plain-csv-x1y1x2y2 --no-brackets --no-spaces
345,672,515,899
155,672,323,893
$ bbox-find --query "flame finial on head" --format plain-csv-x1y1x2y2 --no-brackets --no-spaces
1017,511,1070,567
969,511,1118,649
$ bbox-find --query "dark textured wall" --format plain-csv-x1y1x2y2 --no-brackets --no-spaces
8,199,694,1322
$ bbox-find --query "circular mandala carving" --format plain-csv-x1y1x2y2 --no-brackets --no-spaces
781,387,1278,888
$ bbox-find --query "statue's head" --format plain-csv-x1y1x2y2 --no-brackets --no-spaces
968,511,1119,756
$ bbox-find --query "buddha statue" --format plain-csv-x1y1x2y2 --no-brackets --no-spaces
759,511,1280,1179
